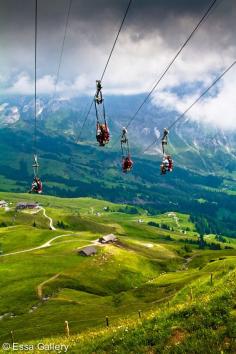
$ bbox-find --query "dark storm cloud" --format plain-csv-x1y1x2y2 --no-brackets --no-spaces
0,0,229,38
1,0,236,130
0,0,219,24
0,0,235,91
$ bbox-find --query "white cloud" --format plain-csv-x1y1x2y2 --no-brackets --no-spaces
2,0,236,130
0,103,9,112
37,75,55,94
5,72,93,96
151,66,236,131
6,74,33,95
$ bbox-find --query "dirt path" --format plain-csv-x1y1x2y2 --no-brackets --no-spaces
37,273,61,299
0,233,78,257
35,241,101,299
41,207,56,230
21,206,56,230
0,202,102,258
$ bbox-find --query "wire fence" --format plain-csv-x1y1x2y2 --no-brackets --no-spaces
0,271,218,345
0,294,173,344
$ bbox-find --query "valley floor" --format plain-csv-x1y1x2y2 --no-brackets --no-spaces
0,192,235,353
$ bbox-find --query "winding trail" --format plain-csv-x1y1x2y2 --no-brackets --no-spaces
36,240,101,299
40,207,56,230
0,231,101,258
0,233,79,257
24,206,56,230
0,205,101,257
37,273,61,299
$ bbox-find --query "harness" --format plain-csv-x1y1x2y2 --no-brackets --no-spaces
160,128,173,174
95,81,109,145
121,128,133,172
32,154,39,177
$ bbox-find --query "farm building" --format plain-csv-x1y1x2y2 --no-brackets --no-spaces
16,202,39,210
0,200,8,208
99,234,117,244
78,246,97,257
137,219,144,223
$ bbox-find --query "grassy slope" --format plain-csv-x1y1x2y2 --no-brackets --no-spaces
3,265,235,354
1,128,236,239
65,267,236,354
0,193,235,352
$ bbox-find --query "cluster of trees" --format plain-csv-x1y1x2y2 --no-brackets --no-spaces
190,213,236,239
147,221,172,230
190,215,213,234
117,206,140,214
180,236,232,250
215,234,227,243
0,221,7,227
57,220,68,229
103,205,140,214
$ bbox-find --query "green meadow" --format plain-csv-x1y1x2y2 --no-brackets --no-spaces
0,192,235,353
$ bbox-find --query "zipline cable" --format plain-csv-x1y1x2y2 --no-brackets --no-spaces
112,0,219,148
125,0,218,128
54,0,72,97
34,0,38,154
77,99,93,142
143,60,236,153
77,0,133,141
100,0,133,82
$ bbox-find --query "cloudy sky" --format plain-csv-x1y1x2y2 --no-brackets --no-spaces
0,0,236,130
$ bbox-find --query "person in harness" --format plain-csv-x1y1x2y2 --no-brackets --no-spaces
30,176,43,194
160,156,169,175
29,154,43,193
96,123,110,146
160,128,173,175
160,155,173,175
121,127,133,172
122,155,133,173
94,80,110,146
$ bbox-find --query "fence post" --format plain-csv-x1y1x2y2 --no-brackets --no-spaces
210,273,213,285
64,321,70,337
10,330,14,345
138,310,142,319
190,287,193,301
106,316,109,327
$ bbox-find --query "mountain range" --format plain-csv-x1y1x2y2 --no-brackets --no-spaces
0,94,236,237
1,94,236,176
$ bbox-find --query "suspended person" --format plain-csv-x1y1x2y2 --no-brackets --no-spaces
160,128,173,175
122,155,133,173
29,155,43,193
96,123,110,146
120,127,133,172
160,155,173,174
160,155,169,175
94,81,110,146
30,176,43,194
